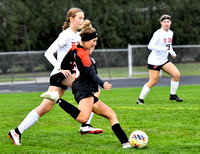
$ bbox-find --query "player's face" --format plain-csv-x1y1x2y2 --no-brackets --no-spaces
70,12,84,31
161,19,171,31
85,38,98,52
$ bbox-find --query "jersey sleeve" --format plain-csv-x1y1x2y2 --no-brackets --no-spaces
148,31,168,52
60,47,75,73
44,32,70,69
78,49,104,88
44,40,60,69
168,32,176,56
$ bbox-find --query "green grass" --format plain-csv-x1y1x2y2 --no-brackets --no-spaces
0,85,200,153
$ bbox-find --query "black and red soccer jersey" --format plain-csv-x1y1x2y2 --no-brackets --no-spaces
61,44,104,94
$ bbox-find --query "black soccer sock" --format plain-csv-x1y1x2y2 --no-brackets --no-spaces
82,123,91,127
57,98,80,119
112,123,128,144
15,127,21,136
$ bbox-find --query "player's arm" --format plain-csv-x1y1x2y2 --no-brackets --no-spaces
87,67,112,90
82,53,112,90
60,49,75,78
44,41,61,70
148,32,168,51
168,34,176,59
44,32,70,70
79,49,112,90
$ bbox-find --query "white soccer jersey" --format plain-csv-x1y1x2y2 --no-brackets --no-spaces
147,28,176,65
45,28,81,76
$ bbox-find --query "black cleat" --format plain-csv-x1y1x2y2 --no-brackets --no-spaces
169,94,183,102
136,98,144,105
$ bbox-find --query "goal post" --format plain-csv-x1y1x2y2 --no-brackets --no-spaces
128,44,148,78
128,44,200,78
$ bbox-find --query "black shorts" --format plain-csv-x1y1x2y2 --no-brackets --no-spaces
74,90,99,104
72,81,99,104
147,61,169,71
49,73,68,90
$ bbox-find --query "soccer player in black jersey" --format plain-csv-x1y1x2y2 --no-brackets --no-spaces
8,8,102,146
41,20,132,148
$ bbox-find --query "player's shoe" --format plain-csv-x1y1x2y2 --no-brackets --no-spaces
169,94,183,102
40,91,59,103
79,125,103,135
122,142,132,148
136,98,144,105
8,129,21,146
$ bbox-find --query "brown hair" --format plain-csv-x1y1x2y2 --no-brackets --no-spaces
158,14,171,22
62,8,83,30
79,20,96,37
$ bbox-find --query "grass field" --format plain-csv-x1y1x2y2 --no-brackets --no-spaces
1,85,200,153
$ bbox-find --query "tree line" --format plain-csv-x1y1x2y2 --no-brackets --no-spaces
0,0,200,52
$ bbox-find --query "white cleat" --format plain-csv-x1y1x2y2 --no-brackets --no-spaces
79,125,103,135
8,129,21,146
122,142,132,148
40,91,59,103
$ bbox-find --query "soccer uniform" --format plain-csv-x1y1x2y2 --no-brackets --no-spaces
147,28,176,68
60,44,129,146
137,27,183,104
45,28,81,89
61,44,104,103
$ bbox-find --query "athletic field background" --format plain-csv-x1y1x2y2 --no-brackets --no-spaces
1,85,200,153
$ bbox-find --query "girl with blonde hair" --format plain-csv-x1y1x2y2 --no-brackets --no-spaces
8,8,102,146
41,20,132,148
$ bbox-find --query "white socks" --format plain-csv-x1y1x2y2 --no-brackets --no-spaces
139,84,151,100
170,80,179,95
138,81,179,100
85,112,94,124
18,110,40,134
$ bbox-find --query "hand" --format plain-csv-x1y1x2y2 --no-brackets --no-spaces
171,54,176,59
103,82,112,90
60,69,73,78
166,44,170,50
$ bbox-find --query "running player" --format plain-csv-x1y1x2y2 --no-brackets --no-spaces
41,20,132,148
136,14,183,105
8,8,102,146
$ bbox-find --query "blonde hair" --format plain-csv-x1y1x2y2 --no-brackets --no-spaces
158,14,171,22
62,8,83,30
79,20,96,37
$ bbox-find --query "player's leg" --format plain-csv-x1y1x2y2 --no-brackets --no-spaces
93,100,131,148
8,86,65,146
136,69,160,104
162,62,183,102
79,89,103,135
41,88,104,134
41,93,94,124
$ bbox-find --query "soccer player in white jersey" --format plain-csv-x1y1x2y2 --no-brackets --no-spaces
136,14,183,105
8,8,103,146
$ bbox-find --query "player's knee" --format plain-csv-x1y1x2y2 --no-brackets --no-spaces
148,79,157,87
176,72,180,79
173,71,180,81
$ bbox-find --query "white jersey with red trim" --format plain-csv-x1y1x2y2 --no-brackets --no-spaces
147,28,176,65
45,28,81,76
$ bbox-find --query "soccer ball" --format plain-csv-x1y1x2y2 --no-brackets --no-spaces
129,130,148,149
